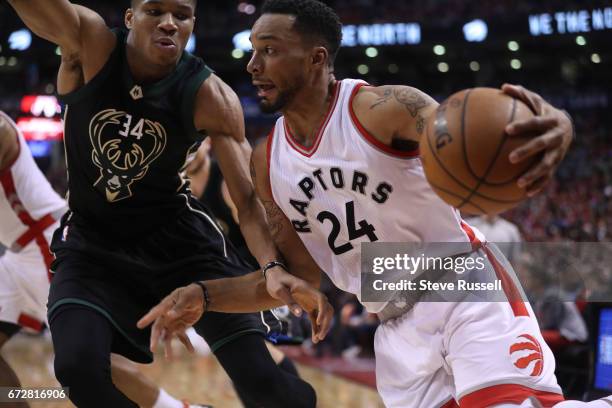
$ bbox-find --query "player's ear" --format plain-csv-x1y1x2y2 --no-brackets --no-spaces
125,8,134,30
311,46,328,68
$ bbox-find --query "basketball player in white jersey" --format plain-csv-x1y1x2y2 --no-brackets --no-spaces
138,1,612,407
241,2,611,407
0,111,210,408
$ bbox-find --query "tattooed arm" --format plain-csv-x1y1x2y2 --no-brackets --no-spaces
350,85,438,149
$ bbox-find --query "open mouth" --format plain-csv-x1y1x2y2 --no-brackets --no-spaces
255,83,276,98
155,38,177,50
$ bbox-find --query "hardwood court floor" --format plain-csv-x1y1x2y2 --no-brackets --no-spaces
3,333,384,407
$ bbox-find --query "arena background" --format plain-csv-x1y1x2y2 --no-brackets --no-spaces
0,0,611,406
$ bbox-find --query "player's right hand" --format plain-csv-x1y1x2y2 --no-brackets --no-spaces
502,84,574,196
265,268,334,343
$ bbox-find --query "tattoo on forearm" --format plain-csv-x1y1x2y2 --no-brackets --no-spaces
262,200,283,239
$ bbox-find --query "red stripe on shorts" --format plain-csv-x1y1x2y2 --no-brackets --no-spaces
459,384,564,407
440,398,460,408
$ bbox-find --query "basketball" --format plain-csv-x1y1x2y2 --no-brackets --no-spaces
420,87,539,215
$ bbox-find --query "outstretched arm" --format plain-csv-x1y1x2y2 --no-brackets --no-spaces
7,0,115,92
193,74,286,275
137,141,332,349
351,83,573,196
145,74,325,312
136,78,332,350
8,0,83,51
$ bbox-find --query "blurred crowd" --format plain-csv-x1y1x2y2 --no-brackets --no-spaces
507,108,612,242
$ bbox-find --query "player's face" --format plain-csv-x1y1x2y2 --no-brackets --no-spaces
126,0,195,66
247,14,311,113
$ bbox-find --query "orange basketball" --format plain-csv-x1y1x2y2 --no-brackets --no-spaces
420,87,539,215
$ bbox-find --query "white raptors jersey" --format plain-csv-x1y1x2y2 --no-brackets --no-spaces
0,111,66,249
268,79,484,311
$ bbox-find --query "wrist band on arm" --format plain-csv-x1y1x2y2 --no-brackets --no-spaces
262,260,287,281
193,281,210,312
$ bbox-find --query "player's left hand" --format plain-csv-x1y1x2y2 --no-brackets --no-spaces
136,284,204,359
265,267,334,343
501,84,574,197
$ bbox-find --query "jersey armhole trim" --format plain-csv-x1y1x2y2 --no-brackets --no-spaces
348,83,420,159
265,126,275,199
57,29,120,105
181,65,214,142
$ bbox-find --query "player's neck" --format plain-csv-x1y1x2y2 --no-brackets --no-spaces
125,43,176,85
283,76,337,148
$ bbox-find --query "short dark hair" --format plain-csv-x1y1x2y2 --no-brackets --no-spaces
261,0,342,67
131,0,198,6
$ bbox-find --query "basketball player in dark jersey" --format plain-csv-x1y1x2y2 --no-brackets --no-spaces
6,0,331,407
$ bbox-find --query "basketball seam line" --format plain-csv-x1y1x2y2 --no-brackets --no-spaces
425,98,524,205
427,180,487,213
461,89,479,181
457,96,517,209
455,91,527,187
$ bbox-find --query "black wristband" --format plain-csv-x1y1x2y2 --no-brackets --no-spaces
193,281,210,312
262,260,287,281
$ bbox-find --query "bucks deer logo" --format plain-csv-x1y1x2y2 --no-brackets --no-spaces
89,109,166,202
509,333,544,377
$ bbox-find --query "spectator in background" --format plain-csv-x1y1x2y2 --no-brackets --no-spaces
514,248,588,352
337,297,377,359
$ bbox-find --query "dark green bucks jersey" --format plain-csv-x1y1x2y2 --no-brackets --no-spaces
59,29,212,236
